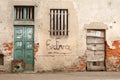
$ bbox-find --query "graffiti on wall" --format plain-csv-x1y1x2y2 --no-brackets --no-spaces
46,39,71,50
46,39,71,54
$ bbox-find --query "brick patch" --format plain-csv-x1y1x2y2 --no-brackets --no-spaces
61,52,87,72
106,41,120,71
34,44,39,55
2,42,13,56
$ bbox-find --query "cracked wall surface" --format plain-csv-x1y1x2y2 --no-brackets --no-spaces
0,0,120,72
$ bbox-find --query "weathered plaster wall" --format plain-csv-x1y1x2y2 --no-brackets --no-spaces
0,0,13,72
74,0,120,46
1,0,120,72
73,0,120,71
34,0,79,72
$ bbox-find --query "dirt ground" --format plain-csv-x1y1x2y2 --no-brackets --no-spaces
0,72,120,80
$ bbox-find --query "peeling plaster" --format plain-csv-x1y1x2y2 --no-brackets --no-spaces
106,41,120,71
34,44,39,55
61,52,87,72
2,42,13,56
1,0,120,72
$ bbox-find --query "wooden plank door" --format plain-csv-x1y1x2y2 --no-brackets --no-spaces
86,29,105,71
14,26,34,71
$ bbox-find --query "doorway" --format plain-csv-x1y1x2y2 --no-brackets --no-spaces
14,26,34,71
86,29,106,71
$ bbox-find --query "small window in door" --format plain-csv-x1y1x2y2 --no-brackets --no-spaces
93,62,100,66
14,6,34,21
50,9,69,37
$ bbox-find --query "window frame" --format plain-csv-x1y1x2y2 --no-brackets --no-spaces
50,9,69,38
14,6,34,21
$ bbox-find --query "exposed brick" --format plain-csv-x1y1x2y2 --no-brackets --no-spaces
2,42,13,56
106,41,120,71
11,59,24,72
34,44,39,55
61,52,87,72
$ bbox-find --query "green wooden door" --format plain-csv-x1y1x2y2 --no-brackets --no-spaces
14,26,34,71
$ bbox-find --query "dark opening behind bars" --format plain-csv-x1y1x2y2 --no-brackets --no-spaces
0,54,4,65
14,6,34,20
50,9,68,37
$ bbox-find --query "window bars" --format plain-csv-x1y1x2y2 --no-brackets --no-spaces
14,6,34,20
50,9,68,37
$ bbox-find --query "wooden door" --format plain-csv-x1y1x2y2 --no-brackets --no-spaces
86,29,105,71
14,26,34,71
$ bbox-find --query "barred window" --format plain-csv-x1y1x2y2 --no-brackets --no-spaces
50,9,68,37
14,6,34,20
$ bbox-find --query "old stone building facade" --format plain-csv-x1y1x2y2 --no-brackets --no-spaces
0,0,120,72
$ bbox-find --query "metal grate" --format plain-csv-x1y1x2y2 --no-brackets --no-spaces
14,6,34,20
50,9,68,37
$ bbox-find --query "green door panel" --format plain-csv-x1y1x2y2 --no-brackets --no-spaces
25,41,34,49
25,27,34,41
14,50,24,59
24,50,34,64
14,41,23,49
14,27,24,41
14,26,34,71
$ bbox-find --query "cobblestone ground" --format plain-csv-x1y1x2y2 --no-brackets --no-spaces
0,72,120,80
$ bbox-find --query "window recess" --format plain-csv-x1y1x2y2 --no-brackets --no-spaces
14,6,34,21
50,9,68,37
